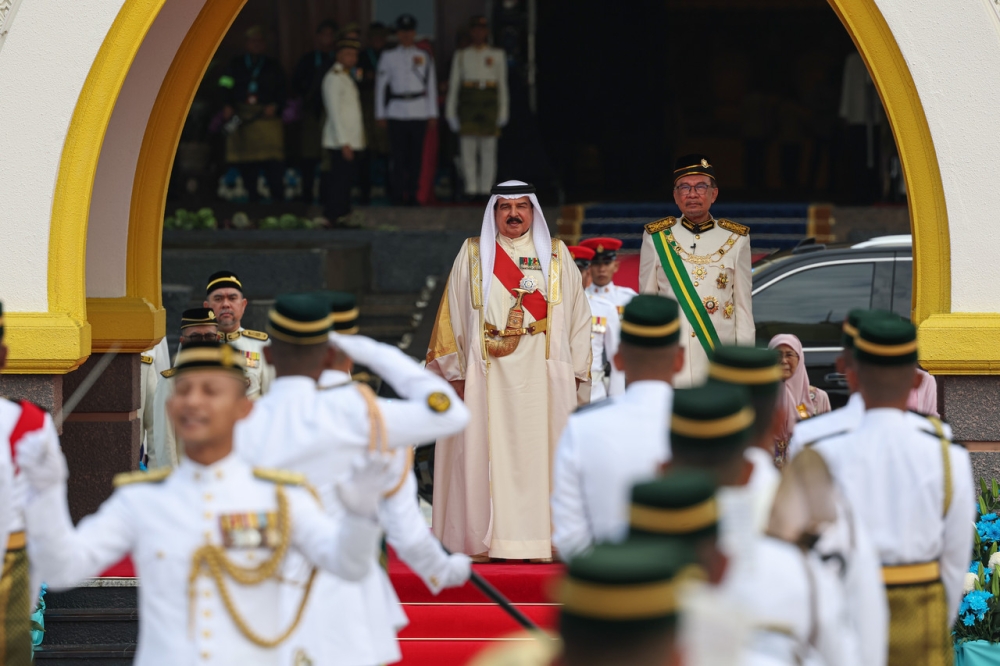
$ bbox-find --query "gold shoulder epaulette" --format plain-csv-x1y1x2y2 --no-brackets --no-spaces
644,217,676,235
253,468,308,486
718,219,749,236
141,355,153,365
160,368,176,379
113,467,171,488
241,329,269,341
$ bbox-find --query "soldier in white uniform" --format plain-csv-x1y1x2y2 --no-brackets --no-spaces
569,245,623,402
151,308,220,469
375,14,438,206
203,270,273,399
812,317,973,666
580,237,636,317
445,15,509,198
551,295,682,560
234,294,471,666
639,155,754,387
0,301,62,664
17,340,400,666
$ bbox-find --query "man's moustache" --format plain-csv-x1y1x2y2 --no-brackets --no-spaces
505,217,523,224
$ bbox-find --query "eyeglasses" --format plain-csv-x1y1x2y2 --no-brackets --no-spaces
674,183,714,195
777,351,799,361
182,332,221,342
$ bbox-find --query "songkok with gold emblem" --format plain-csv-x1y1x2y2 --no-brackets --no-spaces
620,294,680,347
673,153,716,184
853,316,918,366
579,237,622,262
267,293,332,345
313,290,360,335
173,340,246,378
180,307,218,330
708,345,782,399
206,270,244,296
629,469,718,542
558,539,698,640
670,383,754,454
336,37,361,52
567,245,595,270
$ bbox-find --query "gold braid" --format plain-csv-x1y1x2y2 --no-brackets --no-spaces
354,382,412,496
188,485,318,648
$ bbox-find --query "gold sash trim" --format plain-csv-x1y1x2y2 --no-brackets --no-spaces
5,532,25,551
882,561,940,586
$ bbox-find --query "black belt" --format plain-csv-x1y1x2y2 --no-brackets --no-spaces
388,91,427,101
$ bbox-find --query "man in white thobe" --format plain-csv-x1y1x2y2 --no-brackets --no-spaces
427,180,592,560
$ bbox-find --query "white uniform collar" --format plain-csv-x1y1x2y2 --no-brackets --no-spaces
318,369,352,387
479,180,551,307
176,451,246,483
268,375,319,395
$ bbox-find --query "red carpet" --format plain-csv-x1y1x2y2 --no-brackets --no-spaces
390,551,564,665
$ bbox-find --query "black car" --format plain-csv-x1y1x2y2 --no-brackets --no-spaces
751,235,912,408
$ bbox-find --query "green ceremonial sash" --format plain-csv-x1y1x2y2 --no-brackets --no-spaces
651,230,720,356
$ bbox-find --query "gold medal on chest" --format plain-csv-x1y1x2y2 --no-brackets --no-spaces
703,296,720,316
716,272,729,289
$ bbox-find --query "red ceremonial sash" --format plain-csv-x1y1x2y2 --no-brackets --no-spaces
10,400,45,472
493,242,548,322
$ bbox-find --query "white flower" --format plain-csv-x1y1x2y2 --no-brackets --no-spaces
990,552,1000,570
965,572,979,593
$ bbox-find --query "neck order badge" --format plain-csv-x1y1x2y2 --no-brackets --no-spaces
651,230,720,355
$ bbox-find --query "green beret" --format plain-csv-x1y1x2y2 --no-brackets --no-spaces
671,383,754,452
180,307,218,330
629,470,718,542
173,340,246,378
707,345,781,397
854,317,918,366
312,290,359,335
559,539,698,632
267,293,332,345
842,308,896,348
673,154,716,184
620,295,680,347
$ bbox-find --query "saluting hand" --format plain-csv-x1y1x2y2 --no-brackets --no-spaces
15,428,68,496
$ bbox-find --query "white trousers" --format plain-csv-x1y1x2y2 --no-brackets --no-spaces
460,135,498,195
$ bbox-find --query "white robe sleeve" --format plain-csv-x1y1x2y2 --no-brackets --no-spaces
560,242,594,382
941,445,976,621
551,420,592,559
426,243,472,383
734,235,755,345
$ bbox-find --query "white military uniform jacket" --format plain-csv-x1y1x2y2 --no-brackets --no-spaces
375,46,438,121
445,44,510,129
150,373,177,469
586,293,623,402
139,353,157,461
225,328,273,399
586,282,636,317
814,408,974,622
26,454,381,666
236,336,469,665
322,62,366,150
551,380,672,560
639,216,754,387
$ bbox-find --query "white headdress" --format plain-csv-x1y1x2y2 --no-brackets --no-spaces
479,180,552,307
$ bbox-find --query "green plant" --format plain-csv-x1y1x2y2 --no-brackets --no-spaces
163,207,217,230
954,479,1000,643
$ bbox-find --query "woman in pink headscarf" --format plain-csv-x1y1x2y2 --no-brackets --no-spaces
767,333,831,467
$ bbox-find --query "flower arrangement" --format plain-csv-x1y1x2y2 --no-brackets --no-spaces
954,479,1000,644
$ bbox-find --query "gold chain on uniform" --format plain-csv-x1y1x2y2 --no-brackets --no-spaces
188,485,318,648
668,232,739,265
355,382,412,497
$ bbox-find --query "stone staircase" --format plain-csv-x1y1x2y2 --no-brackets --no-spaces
34,583,137,664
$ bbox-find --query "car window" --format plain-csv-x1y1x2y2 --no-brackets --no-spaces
753,262,875,347
891,259,912,320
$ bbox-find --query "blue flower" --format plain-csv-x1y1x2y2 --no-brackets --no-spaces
959,590,994,626
977,516,1000,543
983,513,998,522
970,562,993,583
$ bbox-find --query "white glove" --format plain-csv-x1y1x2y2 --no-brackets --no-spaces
441,553,472,589
447,117,460,133
15,428,68,495
336,453,400,521
329,331,381,365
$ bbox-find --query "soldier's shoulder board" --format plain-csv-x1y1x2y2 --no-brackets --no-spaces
718,219,750,236
241,329,269,341
141,355,154,365
574,397,614,414
253,468,308,486
160,368,177,379
644,217,676,235
114,467,171,488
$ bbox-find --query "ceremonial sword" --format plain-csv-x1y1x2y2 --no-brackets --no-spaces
54,344,122,429
443,547,545,634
